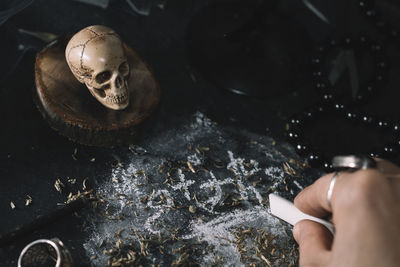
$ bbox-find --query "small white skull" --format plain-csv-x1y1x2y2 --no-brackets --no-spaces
65,25,130,110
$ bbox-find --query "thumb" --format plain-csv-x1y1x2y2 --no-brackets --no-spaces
293,220,332,267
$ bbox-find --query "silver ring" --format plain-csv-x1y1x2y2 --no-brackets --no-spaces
18,238,73,267
327,172,339,209
332,155,377,170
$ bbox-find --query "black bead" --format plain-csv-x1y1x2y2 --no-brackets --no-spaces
365,9,377,18
316,45,325,54
382,146,397,159
295,143,309,156
383,146,394,153
312,71,323,78
369,151,380,158
333,103,345,110
315,105,326,113
359,0,374,10
375,73,385,83
287,131,300,141
377,120,389,129
371,44,382,52
361,115,375,125
288,118,302,126
359,36,367,43
287,117,303,132
355,94,364,101
303,110,313,118
376,61,387,69
322,93,333,101
311,57,321,65
315,82,327,90
365,84,374,93
307,153,324,167
322,161,333,172
346,112,357,120
392,124,400,134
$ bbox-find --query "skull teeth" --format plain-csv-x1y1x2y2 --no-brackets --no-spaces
105,93,128,104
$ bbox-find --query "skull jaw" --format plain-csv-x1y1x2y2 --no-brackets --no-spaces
87,86,129,111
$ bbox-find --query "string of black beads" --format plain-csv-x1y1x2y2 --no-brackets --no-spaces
286,36,393,171
358,0,400,41
311,36,388,105
286,101,399,171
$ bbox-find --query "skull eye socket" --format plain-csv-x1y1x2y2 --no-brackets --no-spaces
95,71,111,84
119,62,129,76
94,88,106,98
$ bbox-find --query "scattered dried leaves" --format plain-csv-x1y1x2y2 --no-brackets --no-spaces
25,195,33,206
54,179,64,193
187,161,195,173
233,226,298,267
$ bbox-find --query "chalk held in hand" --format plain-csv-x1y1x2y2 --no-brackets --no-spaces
269,193,334,235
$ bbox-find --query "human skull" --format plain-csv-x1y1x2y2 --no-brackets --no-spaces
65,25,130,110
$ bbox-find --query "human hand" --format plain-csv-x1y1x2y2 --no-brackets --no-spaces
293,159,400,267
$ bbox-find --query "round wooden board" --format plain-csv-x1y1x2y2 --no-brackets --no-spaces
34,36,161,147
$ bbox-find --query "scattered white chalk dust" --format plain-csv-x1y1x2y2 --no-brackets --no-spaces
83,112,306,266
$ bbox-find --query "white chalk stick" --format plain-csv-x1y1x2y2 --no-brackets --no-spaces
269,193,334,235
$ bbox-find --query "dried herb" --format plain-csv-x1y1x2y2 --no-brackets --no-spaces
187,162,195,173
188,205,196,213
283,162,298,177
66,189,94,204
25,195,32,206
233,226,298,266
54,179,64,193
67,177,77,185
83,178,89,191
72,148,78,161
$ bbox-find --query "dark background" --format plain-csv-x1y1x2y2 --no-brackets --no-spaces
1,0,400,265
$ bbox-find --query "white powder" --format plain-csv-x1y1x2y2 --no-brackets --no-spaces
187,153,202,166
227,150,261,177
264,166,285,192
183,206,289,267
83,112,303,266
170,169,195,201
264,166,284,179
198,171,234,214
193,111,213,129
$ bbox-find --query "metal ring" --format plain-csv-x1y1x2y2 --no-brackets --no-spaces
327,172,339,209
332,155,377,170
18,238,73,267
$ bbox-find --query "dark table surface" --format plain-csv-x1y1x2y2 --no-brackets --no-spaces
1,0,400,266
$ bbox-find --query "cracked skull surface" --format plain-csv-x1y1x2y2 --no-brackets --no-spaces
65,25,130,110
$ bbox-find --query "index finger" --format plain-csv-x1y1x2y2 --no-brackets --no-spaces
294,172,334,218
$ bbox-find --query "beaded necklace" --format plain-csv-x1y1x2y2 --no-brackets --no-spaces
285,36,394,171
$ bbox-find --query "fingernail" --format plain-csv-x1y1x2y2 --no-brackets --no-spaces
293,223,301,243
